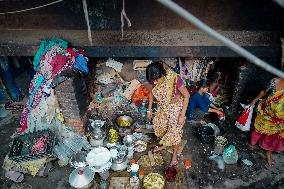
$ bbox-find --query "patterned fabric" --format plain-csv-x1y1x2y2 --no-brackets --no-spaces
254,89,284,136
251,78,284,152
152,69,184,146
151,69,183,98
185,58,209,82
33,38,68,71
20,45,75,133
251,131,284,152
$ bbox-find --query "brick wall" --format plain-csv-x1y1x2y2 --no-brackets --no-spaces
55,75,88,133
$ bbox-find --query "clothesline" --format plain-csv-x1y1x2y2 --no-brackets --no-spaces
0,0,63,15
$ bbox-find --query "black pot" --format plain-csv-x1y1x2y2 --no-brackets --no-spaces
194,126,215,144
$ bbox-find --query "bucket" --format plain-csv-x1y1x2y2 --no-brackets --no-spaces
197,126,215,144
165,166,178,182
214,136,227,155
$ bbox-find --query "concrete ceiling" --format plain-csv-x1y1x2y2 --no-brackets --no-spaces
0,0,283,57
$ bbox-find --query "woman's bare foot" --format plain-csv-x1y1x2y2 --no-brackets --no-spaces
200,120,207,125
170,156,178,166
267,151,274,166
152,145,166,153
170,145,179,166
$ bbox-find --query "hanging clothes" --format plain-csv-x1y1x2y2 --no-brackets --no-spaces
0,57,22,102
185,58,209,82
20,39,88,133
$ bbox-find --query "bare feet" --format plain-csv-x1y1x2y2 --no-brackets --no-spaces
266,151,274,166
152,145,166,153
170,156,178,166
170,160,178,166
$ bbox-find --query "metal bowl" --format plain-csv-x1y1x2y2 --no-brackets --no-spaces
123,135,134,146
116,115,134,127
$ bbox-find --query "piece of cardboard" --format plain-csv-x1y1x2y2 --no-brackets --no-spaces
123,79,141,100
133,60,152,71
109,177,129,189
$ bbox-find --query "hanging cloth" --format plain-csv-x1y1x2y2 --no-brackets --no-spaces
121,0,131,40
82,0,93,45
33,38,68,71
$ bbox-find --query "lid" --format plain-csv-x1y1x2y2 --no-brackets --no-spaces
86,147,111,167
90,119,105,128
69,167,94,188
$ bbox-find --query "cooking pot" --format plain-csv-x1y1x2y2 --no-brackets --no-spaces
194,125,215,144
69,167,94,189
116,115,134,127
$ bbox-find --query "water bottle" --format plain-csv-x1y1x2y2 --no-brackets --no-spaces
223,145,238,164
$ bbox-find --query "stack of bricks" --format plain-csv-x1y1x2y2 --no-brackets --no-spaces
55,76,88,134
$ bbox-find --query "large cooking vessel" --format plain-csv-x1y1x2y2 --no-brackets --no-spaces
69,167,94,189
86,147,112,173
110,145,129,171
116,115,134,127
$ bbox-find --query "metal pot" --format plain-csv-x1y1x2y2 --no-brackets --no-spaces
89,119,105,147
123,135,134,147
69,167,94,189
111,156,129,171
116,115,134,127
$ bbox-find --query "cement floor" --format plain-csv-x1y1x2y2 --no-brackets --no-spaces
0,111,284,189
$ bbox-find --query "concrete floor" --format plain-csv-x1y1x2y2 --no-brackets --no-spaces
0,111,284,189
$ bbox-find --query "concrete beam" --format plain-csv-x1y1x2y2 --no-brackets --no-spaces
0,30,282,57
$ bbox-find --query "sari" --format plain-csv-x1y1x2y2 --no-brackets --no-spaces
152,69,184,146
251,79,284,152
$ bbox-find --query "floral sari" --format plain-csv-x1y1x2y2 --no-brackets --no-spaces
251,78,284,152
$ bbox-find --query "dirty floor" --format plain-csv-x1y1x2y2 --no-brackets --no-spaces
0,112,284,189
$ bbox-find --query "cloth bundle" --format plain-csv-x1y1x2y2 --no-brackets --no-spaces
20,38,89,133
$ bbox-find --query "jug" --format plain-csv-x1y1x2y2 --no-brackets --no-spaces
89,119,105,147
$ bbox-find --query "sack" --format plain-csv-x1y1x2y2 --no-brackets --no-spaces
235,104,254,131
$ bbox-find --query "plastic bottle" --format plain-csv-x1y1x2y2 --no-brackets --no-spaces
223,145,238,164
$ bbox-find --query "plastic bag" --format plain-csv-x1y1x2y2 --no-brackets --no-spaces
131,85,149,105
235,104,254,131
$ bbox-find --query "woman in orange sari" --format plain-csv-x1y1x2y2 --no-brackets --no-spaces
251,77,284,165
